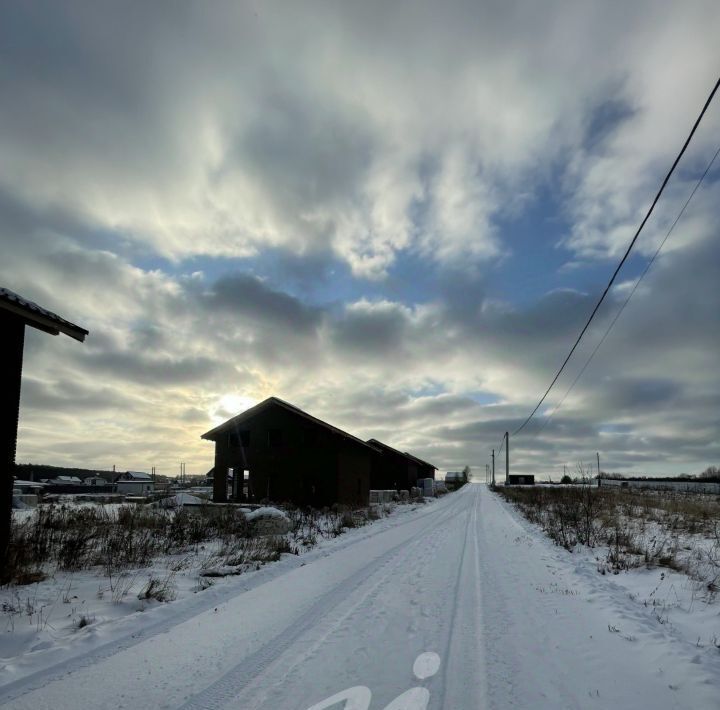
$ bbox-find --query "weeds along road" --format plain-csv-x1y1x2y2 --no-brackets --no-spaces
2,485,718,709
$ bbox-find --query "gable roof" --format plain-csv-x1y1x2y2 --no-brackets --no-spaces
114,471,153,481
201,396,378,452
367,438,437,470
51,475,83,484
1,287,88,342
402,451,437,470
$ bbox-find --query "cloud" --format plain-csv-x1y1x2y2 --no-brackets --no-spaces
202,274,323,333
8,2,717,276
1,1,719,477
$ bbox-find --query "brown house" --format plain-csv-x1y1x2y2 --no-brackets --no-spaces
201,397,377,507
403,451,437,483
367,439,437,492
367,439,418,491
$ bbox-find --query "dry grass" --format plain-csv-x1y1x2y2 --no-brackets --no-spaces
4,504,253,585
497,485,720,600
3,501,381,587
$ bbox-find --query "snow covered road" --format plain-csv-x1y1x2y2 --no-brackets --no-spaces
2,484,718,709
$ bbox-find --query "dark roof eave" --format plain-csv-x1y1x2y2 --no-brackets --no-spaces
0,288,88,342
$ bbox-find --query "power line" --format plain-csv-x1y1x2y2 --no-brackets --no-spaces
533,143,720,434
512,75,720,437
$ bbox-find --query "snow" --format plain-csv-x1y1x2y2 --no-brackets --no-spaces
153,492,208,508
244,506,289,522
1,485,718,709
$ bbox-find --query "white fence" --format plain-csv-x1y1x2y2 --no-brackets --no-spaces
598,479,720,494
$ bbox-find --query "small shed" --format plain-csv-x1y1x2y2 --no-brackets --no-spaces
506,474,535,486
1,287,87,573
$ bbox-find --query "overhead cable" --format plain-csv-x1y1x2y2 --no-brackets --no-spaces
533,143,720,434
512,75,720,437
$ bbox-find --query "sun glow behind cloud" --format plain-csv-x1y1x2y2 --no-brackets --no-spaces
211,394,259,428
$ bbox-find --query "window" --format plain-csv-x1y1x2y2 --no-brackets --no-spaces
267,428,282,449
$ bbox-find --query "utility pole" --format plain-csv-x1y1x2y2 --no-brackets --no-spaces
505,431,509,484
596,451,600,479
491,449,495,486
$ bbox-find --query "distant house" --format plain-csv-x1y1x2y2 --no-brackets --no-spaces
201,397,377,507
367,439,437,492
444,471,466,490
12,480,47,494
48,475,83,485
115,471,155,494
85,475,110,486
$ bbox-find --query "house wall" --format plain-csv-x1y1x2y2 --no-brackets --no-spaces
370,449,416,491
337,442,371,505
210,403,371,507
117,481,155,494
417,463,435,481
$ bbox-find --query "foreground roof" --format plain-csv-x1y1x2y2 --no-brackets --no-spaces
201,396,378,452
0,287,88,342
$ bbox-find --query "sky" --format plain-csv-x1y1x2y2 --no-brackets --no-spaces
1,1,719,479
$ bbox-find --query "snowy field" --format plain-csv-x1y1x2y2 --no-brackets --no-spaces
1,484,718,709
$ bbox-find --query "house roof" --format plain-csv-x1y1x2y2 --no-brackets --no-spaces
120,471,153,481
367,438,437,470
0,287,88,342
402,451,437,470
113,471,152,482
201,396,379,452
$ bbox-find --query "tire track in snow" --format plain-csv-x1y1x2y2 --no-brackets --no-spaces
0,494,460,705
240,490,474,709
178,493,470,710
436,482,487,709
226,500,466,709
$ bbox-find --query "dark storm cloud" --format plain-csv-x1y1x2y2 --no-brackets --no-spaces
20,377,136,413
79,350,229,386
202,274,323,332
227,90,373,213
592,377,683,413
330,303,410,356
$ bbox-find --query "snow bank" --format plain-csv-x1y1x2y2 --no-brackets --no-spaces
244,506,288,521
152,492,208,508
244,506,291,534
